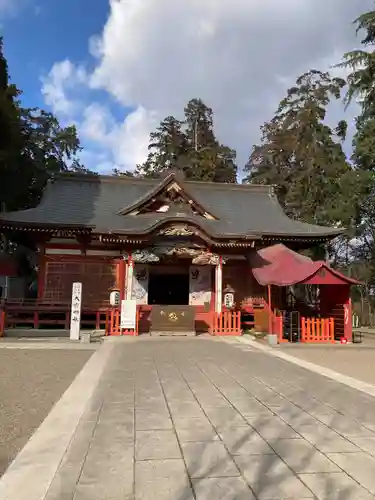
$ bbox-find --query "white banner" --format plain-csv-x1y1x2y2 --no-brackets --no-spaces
120,299,137,329
189,266,212,306
125,261,134,300
70,282,82,340
131,264,149,305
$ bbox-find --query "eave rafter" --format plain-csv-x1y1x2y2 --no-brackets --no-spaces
261,235,337,244
0,221,338,247
0,223,92,240
99,235,146,245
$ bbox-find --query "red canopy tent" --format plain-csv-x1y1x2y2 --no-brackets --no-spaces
251,244,359,287
250,244,360,342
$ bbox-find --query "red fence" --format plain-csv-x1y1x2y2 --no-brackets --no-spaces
301,317,335,343
105,308,138,336
0,310,5,337
272,314,285,343
0,299,108,331
209,311,241,336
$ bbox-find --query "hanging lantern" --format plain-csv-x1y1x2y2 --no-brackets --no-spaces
110,289,120,306
223,285,235,309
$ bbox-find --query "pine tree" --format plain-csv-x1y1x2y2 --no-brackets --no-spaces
136,99,237,183
135,116,187,178
0,37,23,210
337,8,375,173
183,99,237,183
0,37,90,212
336,7,375,286
244,70,356,228
112,168,134,177
338,10,375,120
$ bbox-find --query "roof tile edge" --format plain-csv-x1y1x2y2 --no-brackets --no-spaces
52,172,275,192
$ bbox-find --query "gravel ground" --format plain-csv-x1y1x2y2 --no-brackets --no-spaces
0,349,93,476
282,343,375,385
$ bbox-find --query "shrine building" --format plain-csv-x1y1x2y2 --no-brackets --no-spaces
0,170,358,340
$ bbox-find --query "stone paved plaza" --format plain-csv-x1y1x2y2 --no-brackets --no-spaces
6,336,375,500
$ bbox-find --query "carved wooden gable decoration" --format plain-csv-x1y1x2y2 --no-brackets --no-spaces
117,173,217,220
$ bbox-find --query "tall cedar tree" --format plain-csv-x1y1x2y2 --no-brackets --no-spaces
136,99,237,182
0,37,90,212
135,116,188,178
243,70,356,228
0,37,23,211
337,7,375,287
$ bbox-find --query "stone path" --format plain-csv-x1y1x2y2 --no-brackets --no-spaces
6,336,375,499
277,341,375,386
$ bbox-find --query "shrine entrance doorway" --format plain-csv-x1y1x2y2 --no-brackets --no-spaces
148,272,189,305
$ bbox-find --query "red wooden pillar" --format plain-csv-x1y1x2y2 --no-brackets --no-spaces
344,295,353,343
210,266,216,312
215,256,223,313
0,310,6,337
37,244,46,300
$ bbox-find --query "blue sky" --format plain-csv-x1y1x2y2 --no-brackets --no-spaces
1,0,374,174
3,0,109,108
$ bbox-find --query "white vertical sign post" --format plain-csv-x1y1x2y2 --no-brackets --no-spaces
70,282,82,340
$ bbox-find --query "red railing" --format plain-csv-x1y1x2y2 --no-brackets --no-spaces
272,314,285,343
0,299,108,331
209,311,241,336
249,297,285,338
301,317,335,343
0,310,5,337
105,308,139,336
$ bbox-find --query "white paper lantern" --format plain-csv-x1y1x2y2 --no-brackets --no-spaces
224,292,234,308
110,290,120,306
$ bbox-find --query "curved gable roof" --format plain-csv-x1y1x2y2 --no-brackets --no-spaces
116,172,217,219
0,173,343,240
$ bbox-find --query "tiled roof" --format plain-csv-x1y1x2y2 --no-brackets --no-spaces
0,173,342,240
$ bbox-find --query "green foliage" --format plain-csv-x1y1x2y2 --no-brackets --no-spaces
112,168,134,177
135,99,237,182
243,70,357,228
0,37,90,212
135,116,188,178
334,6,375,298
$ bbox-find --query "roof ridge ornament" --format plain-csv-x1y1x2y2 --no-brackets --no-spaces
118,171,217,220
160,168,185,182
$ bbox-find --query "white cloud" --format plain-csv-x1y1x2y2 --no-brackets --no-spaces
0,0,35,19
0,0,12,11
41,60,88,116
79,103,156,168
112,107,157,168
0,0,21,18
41,0,375,174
